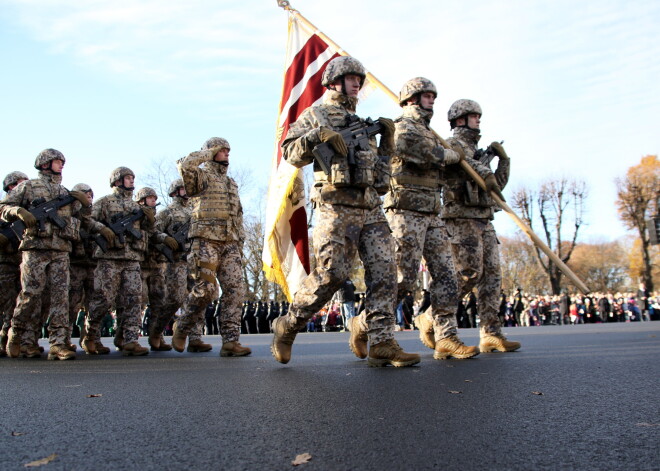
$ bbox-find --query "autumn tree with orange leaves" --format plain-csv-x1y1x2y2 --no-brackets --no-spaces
615,155,660,291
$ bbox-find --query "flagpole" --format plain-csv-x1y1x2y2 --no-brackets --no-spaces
275,1,589,294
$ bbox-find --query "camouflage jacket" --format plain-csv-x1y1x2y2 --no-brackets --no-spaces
282,90,393,210
442,128,510,220
0,172,93,252
0,185,23,264
70,205,98,267
154,197,192,263
384,105,457,214
177,151,244,243
90,187,159,261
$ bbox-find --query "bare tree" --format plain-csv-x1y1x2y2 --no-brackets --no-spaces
615,155,660,291
141,157,179,206
511,177,588,294
499,234,549,294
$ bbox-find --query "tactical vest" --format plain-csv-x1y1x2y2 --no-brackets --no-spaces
188,170,241,242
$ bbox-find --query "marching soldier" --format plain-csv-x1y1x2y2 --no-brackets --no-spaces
0,150,91,360
385,77,479,360
171,138,251,357
438,99,520,352
271,56,419,367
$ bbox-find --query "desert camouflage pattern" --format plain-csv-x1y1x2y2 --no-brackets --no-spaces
288,203,396,346
177,152,244,242
155,197,192,262
0,262,20,338
3,171,29,192
188,318,205,341
68,264,95,332
34,148,66,168
10,250,70,346
282,90,392,209
86,259,142,343
398,77,437,105
90,187,155,261
442,129,509,220
150,260,190,336
139,266,165,310
321,56,365,88
448,99,483,123
175,238,244,343
202,137,230,151
108,167,134,187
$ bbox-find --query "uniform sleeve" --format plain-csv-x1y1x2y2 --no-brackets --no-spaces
177,150,214,197
0,180,30,221
281,108,322,168
394,119,443,169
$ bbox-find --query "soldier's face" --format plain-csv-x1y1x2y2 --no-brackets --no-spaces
420,92,435,110
84,191,94,205
145,195,157,207
8,179,26,191
339,74,361,97
123,175,135,189
49,159,64,173
178,187,187,197
467,113,481,129
213,148,230,164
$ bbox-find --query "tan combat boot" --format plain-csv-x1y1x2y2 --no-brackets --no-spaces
113,326,124,351
347,317,368,359
21,344,42,358
413,312,435,350
433,335,480,360
479,333,521,352
220,341,251,357
171,324,187,352
122,341,149,356
81,337,110,355
155,334,172,351
368,339,421,367
271,316,302,364
0,330,8,357
48,345,76,361
187,338,213,352
6,328,23,358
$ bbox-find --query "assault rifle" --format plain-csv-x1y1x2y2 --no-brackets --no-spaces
154,221,190,263
1,193,78,250
473,140,504,166
312,116,384,175
94,208,146,252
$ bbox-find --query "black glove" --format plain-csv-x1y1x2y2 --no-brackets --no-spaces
319,126,348,156
164,236,179,251
484,175,506,202
70,190,91,207
490,142,508,159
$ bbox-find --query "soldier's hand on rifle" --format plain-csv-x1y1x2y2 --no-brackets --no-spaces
378,118,395,138
142,206,156,225
99,227,115,244
15,207,37,229
163,236,179,251
70,191,91,208
484,174,506,202
490,141,508,160
0,233,8,249
319,126,348,157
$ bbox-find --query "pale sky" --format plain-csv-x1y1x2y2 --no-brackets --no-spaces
1,0,658,243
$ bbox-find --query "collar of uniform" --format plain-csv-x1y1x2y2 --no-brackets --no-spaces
172,196,189,208
453,127,481,147
112,186,134,199
323,90,358,113
38,170,62,185
205,160,229,177
402,105,433,125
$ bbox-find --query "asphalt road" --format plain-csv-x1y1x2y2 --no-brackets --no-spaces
1,322,659,471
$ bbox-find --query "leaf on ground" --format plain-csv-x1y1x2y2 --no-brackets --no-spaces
292,453,312,466
636,422,660,427
86,394,102,398
464,380,473,382
24,453,57,467
448,390,462,394
11,431,24,436
532,391,544,396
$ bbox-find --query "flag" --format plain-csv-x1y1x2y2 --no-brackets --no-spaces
263,11,376,301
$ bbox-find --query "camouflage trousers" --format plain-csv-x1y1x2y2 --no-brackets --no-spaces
140,265,166,312
444,218,502,336
87,259,142,343
0,262,21,334
69,263,95,336
290,203,396,346
176,238,245,344
11,250,70,346
386,209,459,341
149,261,189,335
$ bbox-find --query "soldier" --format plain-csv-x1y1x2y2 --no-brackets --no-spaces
0,171,29,356
436,99,520,352
68,183,96,351
384,77,479,360
0,149,91,360
83,167,158,356
271,56,419,367
171,137,251,357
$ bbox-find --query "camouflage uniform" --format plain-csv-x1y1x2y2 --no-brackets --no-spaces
0,151,91,358
385,81,462,343
443,102,510,338
174,142,246,347
86,173,158,351
282,89,397,345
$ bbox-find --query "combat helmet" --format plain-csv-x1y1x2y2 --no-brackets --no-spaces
72,183,93,195
34,148,66,170
135,187,158,202
448,99,482,129
321,56,366,89
202,137,230,151
3,171,29,192
168,178,185,197
109,167,135,188
399,77,437,106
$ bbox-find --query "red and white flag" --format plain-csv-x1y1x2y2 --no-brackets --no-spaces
263,12,376,300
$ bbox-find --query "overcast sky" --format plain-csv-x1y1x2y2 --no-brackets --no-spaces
1,0,658,243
